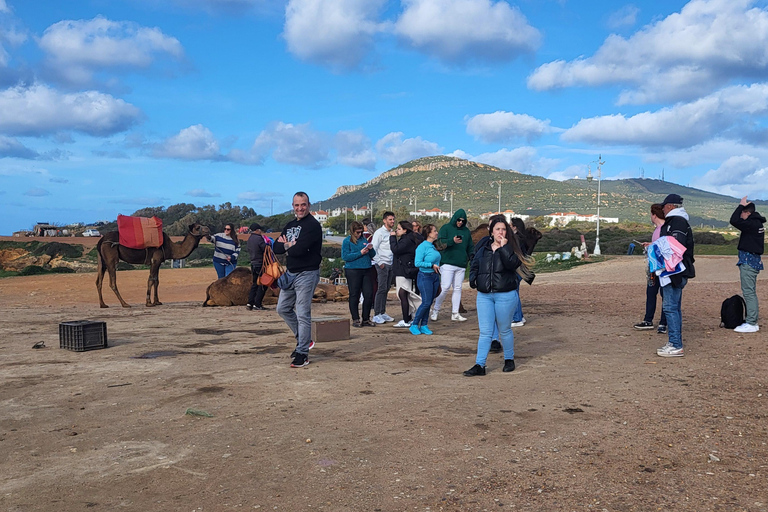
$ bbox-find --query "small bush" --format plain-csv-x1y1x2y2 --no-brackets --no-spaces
30,242,83,259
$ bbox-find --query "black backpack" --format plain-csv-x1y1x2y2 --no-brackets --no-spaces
720,295,746,329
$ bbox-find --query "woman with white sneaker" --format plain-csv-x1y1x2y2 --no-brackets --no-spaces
431,209,473,322
464,215,533,376
390,221,422,328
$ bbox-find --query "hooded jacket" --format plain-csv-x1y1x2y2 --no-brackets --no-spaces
437,208,473,267
730,205,766,255
660,207,695,284
469,236,521,293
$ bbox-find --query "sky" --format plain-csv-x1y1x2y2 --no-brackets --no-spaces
2,0,768,234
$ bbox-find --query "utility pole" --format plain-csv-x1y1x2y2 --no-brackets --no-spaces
490,181,501,213
443,189,454,216
586,155,605,255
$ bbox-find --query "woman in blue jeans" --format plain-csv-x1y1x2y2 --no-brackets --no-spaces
410,224,441,335
464,215,533,376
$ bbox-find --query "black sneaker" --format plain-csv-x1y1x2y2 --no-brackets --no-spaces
290,353,309,368
290,340,315,359
657,325,668,334
246,304,253,311
252,305,266,311
352,319,362,328
490,340,502,353
633,321,654,330
463,364,486,377
503,359,515,372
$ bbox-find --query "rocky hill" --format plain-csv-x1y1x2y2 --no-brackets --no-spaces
320,156,765,226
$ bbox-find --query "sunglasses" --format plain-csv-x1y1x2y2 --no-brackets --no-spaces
224,228,231,231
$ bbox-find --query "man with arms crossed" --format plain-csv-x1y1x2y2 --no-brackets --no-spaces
273,192,323,368
371,211,396,324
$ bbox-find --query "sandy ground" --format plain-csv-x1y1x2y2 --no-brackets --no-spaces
1,256,767,512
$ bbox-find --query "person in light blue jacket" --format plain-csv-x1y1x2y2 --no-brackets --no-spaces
410,224,441,335
342,221,376,327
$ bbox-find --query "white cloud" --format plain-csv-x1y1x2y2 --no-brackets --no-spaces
0,136,38,159
0,84,142,136
693,155,768,198
24,187,50,196
334,130,376,169
607,5,640,29
449,146,559,175
376,132,442,165
39,16,184,85
153,125,223,160
547,164,588,181
186,188,222,197
466,111,557,143
395,0,540,64
252,121,331,167
0,0,9,13
562,83,768,148
528,0,768,104
284,0,385,70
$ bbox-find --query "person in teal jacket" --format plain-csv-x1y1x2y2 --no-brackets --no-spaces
342,221,376,327
432,208,474,322
410,224,441,335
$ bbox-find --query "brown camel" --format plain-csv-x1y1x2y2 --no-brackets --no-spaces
96,222,210,308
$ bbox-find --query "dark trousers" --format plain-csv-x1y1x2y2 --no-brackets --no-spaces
644,274,667,325
248,264,267,307
346,268,374,321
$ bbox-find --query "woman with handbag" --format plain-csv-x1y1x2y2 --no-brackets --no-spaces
390,221,422,328
342,221,376,327
410,224,441,336
464,215,533,376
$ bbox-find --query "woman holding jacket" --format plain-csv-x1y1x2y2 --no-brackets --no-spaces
390,220,422,327
342,221,376,327
464,215,533,376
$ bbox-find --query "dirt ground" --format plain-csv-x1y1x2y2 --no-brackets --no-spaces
1,256,766,512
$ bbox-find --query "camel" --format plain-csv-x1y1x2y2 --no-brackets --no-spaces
96,222,210,308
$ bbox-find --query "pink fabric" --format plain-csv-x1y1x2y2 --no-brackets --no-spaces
651,224,662,242
653,236,686,271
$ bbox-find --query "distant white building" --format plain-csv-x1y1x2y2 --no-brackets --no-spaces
311,210,328,224
546,212,618,227
480,210,530,223
410,207,452,219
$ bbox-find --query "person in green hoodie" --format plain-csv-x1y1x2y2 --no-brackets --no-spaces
431,208,474,322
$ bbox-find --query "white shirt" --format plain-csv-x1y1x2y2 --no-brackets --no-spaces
371,226,393,265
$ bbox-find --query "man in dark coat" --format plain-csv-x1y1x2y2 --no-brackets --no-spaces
246,223,270,311
729,196,765,333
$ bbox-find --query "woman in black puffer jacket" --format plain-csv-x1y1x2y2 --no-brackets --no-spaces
464,215,533,376
390,221,422,327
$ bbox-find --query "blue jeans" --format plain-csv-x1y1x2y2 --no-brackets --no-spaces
476,290,518,366
277,269,320,355
661,277,687,349
214,260,236,279
413,272,440,327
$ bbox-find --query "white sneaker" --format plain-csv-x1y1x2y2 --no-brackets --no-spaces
510,317,526,327
430,310,439,321
382,313,395,322
734,323,760,333
372,315,386,324
656,343,684,357
451,313,467,322
394,320,411,328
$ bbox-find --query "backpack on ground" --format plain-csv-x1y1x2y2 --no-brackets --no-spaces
720,295,746,329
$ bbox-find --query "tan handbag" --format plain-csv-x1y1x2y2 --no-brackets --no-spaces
258,246,284,286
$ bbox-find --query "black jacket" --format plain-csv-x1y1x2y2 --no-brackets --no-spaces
247,233,269,266
273,215,323,273
660,210,695,284
390,231,420,278
730,205,766,255
469,236,521,293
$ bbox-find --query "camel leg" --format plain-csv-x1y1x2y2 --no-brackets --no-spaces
147,262,162,306
108,265,131,308
96,255,109,308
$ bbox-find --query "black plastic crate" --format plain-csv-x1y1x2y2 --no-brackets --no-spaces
59,321,108,352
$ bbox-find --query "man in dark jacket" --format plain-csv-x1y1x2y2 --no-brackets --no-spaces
246,223,270,311
273,192,323,368
730,196,765,333
432,208,474,322
657,193,695,357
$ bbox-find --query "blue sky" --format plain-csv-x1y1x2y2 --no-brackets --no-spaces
2,0,768,233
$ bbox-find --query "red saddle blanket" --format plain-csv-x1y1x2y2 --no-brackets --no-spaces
117,215,164,249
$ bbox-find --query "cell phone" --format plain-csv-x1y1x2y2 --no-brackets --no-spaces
456,235,462,240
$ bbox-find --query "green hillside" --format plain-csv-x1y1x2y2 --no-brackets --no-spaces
318,156,759,226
